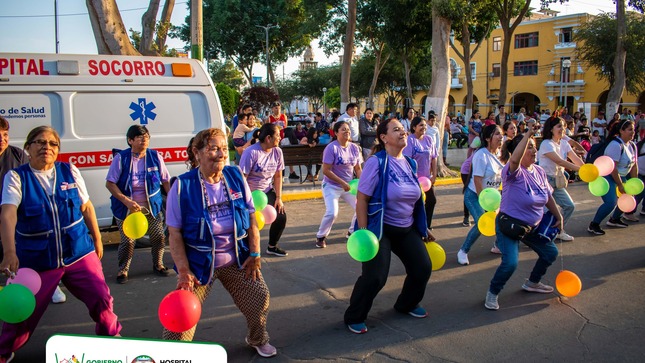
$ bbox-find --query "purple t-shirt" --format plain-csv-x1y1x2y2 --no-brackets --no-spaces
359,155,421,228
166,173,255,269
322,140,362,187
499,163,553,226
106,152,171,203
461,154,474,174
403,135,437,178
239,142,285,193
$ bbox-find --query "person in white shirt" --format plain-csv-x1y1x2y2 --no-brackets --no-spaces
400,108,416,133
338,103,360,143
592,112,607,141
425,114,440,150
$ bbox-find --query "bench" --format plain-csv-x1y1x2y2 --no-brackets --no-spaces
280,144,326,186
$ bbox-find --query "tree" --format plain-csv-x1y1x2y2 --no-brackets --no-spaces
215,83,239,117
241,86,280,114
340,0,357,110
209,60,245,91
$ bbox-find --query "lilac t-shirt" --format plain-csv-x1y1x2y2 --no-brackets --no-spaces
461,154,474,174
166,174,255,269
499,163,553,226
322,140,362,187
359,155,421,228
403,135,437,178
239,142,285,192
106,152,171,203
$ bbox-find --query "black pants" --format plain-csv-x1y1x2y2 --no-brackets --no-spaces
424,187,436,228
344,224,432,324
266,189,287,247
453,133,468,148
460,173,470,219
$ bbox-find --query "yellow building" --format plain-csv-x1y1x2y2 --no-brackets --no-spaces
410,11,644,118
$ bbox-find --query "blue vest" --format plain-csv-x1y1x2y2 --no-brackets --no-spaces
176,166,252,285
354,150,427,239
110,148,163,220
14,162,94,271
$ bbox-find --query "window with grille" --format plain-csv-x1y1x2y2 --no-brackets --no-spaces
515,32,539,48
513,60,538,76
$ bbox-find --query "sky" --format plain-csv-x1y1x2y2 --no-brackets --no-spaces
0,0,619,79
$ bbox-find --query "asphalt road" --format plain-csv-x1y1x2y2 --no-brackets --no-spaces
10,181,645,362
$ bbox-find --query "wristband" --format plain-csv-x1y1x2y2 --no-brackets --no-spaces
249,252,261,257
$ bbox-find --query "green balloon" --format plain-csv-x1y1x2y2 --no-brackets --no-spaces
589,177,610,197
251,190,268,211
349,179,359,195
347,229,379,262
478,188,501,212
0,283,36,324
624,178,644,196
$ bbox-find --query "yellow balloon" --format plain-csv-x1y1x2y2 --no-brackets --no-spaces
122,211,148,239
616,186,622,197
477,211,497,237
421,186,426,202
425,242,446,271
255,211,265,230
579,164,600,183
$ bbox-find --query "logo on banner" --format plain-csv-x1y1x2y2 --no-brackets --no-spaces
129,98,157,125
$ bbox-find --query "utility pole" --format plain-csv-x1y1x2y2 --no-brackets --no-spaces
54,0,60,53
256,24,278,87
191,0,203,60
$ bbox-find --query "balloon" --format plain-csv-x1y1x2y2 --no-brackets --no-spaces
425,242,446,271
0,284,36,324
624,178,645,196
122,211,149,240
556,270,582,297
261,205,277,224
251,190,268,211
588,177,610,197
255,211,266,230
347,229,379,262
617,194,637,213
470,136,481,149
578,164,599,183
477,211,497,237
6,268,41,295
418,177,432,192
478,188,501,212
158,290,202,333
349,179,359,195
594,156,615,177
616,186,622,197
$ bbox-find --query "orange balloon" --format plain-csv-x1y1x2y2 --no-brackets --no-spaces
556,270,582,297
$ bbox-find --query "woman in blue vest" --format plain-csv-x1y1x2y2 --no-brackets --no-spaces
0,126,121,362
162,128,276,358
106,125,171,284
344,118,432,334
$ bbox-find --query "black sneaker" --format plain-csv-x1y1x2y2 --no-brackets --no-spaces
153,266,171,277
266,246,288,257
315,237,327,248
606,218,628,228
288,172,299,180
116,274,128,284
587,222,605,235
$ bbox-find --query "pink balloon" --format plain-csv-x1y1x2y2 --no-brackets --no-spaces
261,204,277,224
418,177,432,192
594,156,615,177
7,268,42,295
617,194,637,213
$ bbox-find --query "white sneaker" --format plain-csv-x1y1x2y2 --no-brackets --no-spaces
484,291,499,310
457,249,469,265
622,213,639,222
52,285,67,304
556,231,575,241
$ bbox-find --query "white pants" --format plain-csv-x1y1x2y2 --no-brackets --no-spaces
316,182,357,238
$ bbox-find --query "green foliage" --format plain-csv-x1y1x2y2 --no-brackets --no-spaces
209,60,245,91
241,86,280,112
215,83,240,116
324,87,341,111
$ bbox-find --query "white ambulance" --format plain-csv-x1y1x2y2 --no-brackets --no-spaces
0,53,226,228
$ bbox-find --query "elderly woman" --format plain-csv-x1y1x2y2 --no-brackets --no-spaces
485,121,562,310
344,118,432,334
0,126,121,362
162,128,276,358
106,125,171,284
239,123,288,257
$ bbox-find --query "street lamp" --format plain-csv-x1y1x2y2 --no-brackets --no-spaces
256,24,278,88
322,87,327,118
559,59,572,107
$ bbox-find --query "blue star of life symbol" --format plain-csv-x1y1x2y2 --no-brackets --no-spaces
129,98,157,125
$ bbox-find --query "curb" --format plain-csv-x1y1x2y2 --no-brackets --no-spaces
282,177,462,202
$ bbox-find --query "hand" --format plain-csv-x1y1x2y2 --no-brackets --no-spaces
527,120,537,134
274,196,284,214
94,239,104,260
552,214,564,231
242,256,262,281
430,176,436,186
0,252,19,278
127,200,141,213
618,184,626,195
176,271,200,291
342,181,350,192
425,229,436,242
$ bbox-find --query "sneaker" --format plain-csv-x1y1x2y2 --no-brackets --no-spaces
266,246,288,257
606,218,628,228
346,231,352,239
315,237,327,248
522,279,554,293
407,306,428,318
0,352,14,363
484,291,499,310
288,172,299,180
347,322,368,334
490,245,502,254
245,337,277,358
305,174,314,182
313,174,319,181
116,274,128,284
556,231,575,241
457,249,469,265
587,222,606,235
640,209,645,216
462,218,471,227
153,266,171,277
622,213,639,222
51,285,67,304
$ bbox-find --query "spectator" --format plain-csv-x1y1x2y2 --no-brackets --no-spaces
232,104,252,133
300,128,320,182
592,112,607,141
338,103,360,143
450,117,468,148
467,110,483,157
315,112,330,135
495,105,511,125
400,108,416,133
359,108,378,161
232,113,255,156
294,122,307,141
484,111,496,126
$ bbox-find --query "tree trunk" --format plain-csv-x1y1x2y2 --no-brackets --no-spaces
86,0,139,55
606,0,627,115
368,43,389,109
269,64,280,98
403,52,413,100
497,0,531,107
140,0,161,56
426,9,456,177
155,0,176,54
340,0,357,110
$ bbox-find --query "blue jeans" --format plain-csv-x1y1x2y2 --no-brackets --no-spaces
488,218,559,295
460,188,485,253
547,175,575,227
592,175,626,224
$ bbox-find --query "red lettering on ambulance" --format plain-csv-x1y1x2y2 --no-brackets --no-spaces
99,60,110,75
144,61,154,75
110,61,122,76
122,61,133,75
155,61,165,75
134,61,144,76
88,60,98,75
26,59,39,75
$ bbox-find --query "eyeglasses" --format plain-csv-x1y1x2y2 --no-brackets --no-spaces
134,135,150,141
31,139,59,148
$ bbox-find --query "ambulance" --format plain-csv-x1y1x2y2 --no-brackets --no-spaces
0,53,226,228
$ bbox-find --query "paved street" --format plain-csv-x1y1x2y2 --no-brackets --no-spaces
12,179,645,362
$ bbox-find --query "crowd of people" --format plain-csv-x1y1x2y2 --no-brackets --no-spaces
0,100,643,361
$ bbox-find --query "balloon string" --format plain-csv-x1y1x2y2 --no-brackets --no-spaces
140,207,151,216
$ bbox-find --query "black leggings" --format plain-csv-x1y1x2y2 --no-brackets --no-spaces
424,187,437,228
266,189,287,247
461,173,470,219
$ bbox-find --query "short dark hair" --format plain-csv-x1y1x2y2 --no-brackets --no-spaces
346,103,358,111
271,101,281,107
0,116,9,131
126,125,149,145
410,116,425,132
542,116,564,140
